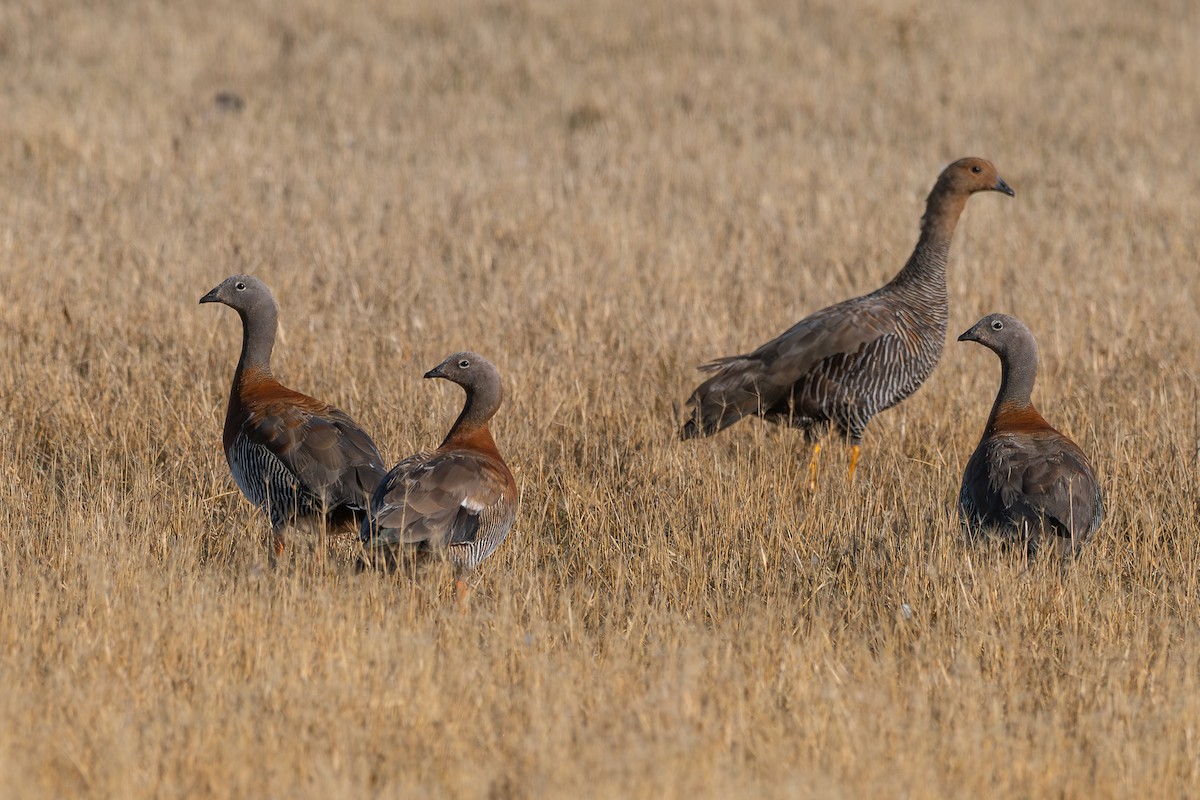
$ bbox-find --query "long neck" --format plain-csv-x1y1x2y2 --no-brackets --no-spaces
891,185,969,290
441,381,502,448
222,304,277,453
984,340,1040,434
234,305,277,382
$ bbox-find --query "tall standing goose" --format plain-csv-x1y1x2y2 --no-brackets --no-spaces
360,352,517,577
680,157,1013,486
200,275,387,554
958,313,1103,556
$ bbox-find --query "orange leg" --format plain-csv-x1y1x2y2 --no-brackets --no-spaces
847,444,862,482
455,577,472,614
266,529,286,568
807,443,822,491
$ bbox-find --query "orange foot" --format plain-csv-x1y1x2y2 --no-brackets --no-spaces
847,444,861,482
267,530,286,568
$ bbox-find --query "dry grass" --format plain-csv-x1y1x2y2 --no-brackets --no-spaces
1,0,1199,796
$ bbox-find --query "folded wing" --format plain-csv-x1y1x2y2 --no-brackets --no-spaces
241,390,387,512
362,450,513,549
682,294,899,437
984,434,1102,542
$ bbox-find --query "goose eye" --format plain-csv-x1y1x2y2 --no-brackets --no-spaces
458,359,470,369
991,320,1003,330
235,282,246,291
971,165,982,174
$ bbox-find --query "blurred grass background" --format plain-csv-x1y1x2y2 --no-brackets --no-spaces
0,0,1198,796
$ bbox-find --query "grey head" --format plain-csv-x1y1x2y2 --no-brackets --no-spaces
199,274,278,317
958,313,1040,406
957,313,1037,359
425,351,504,435
200,274,280,371
425,351,503,401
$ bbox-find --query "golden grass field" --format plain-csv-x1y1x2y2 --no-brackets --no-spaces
1,0,1199,796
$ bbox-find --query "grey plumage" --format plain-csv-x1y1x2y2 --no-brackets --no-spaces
681,158,1014,456
958,313,1104,555
365,450,518,571
226,435,321,531
200,274,387,547
361,352,518,573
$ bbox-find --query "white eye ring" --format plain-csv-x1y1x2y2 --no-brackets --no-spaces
235,282,246,291
991,320,1003,330
458,359,470,369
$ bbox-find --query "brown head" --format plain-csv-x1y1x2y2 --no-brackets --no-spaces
959,313,1040,410
916,157,1013,244
425,351,505,441
933,157,1014,198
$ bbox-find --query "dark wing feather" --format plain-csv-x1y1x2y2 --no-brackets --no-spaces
242,394,387,511
968,432,1102,544
361,450,511,549
682,294,898,437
